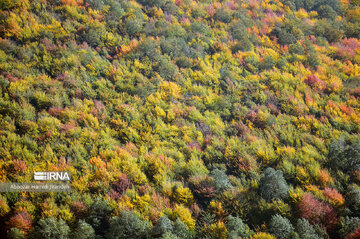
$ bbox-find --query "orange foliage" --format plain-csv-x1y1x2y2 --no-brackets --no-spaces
7,211,33,234
322,187,345,207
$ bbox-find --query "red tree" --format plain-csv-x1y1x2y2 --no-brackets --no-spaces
346,228,360,239
299,193,338,232
6,211,33,234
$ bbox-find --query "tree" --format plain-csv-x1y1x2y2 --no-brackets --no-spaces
105,210,151,239
7,211,33,235
298,193,338,232
211,169,232,193
7,228,25,239
214,9,231,23
86,198,112,236
158,56,178,81
268,215,294,239
35,217,70,239
126,18,142,36
318,5,337,20
71,220,95,239
109,174,132,200
153,216,174,237
296,218,320,239
329,136,360,173
339,217,360,238
160,231,180,239
250,232,276,239
259,168,289,202
173,218,194,239
189,176,216,205
346,228,360,239
347,188,360,216
227,216,253,239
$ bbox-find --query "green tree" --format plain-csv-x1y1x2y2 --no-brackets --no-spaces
153,216,174,237
268,215,294,239
35,217,70,239
259,168,289,202
227,216,253,239
105,210,151,239
7,228,25,239
86,198,112,236
296,218,320,239
71,220,95,239
211,169,232,193
347,188,360,217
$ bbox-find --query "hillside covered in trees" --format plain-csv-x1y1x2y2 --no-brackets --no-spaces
0,0,360,238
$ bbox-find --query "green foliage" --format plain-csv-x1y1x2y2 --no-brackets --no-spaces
105,210,151,239
347,188,360,217
227,215,253,239
153,216,174,236
86,198,112,236
214,9,231,23
259,168,289,202
35,217,70,239
211,169,232,193
296,219,320,239
7,228,25,239
173,218,194,239
71,220,95,239
339,216,360,238
268,214,294,239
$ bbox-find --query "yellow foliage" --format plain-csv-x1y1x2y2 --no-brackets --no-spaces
133,194,151,212
58,206,74,224
251,232,277,239
0,196,10,217
159,81,182,100
289,187,305,205
295,8,309,19
209,201,226,218
208,221,227,239
171,185,194,206
173,204,195,229
155,106,166,118
296,166,311,185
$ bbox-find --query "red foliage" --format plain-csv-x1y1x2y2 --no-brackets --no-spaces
233,121,250,137
304,75,327,90
189,176,216,202
75,89,84,99
207,6,216,17
299,193,338,232
12,160,27,175
346,228,360,239
70,201,87,218
175,0,184,6
190,203,201,219
60,121,76,132
109,174,132,200
4,73,20,83
225,1,235,10
350,86,360,98
41,38,58,52
6,211,33,234
186,141,202,152
336,38,360,61
48,107,65,117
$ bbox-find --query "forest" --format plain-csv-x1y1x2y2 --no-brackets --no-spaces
0,0,360,238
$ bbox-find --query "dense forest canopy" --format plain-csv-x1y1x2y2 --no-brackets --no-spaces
0,0,360,238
